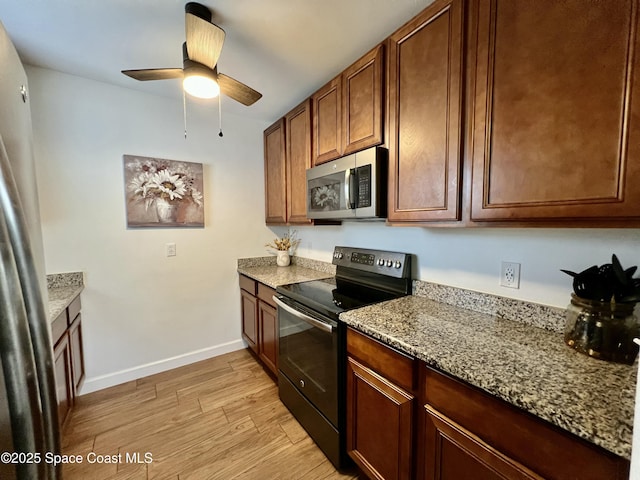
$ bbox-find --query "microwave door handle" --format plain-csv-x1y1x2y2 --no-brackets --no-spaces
345,168,356,209
344,169,351,209
273,296,334,334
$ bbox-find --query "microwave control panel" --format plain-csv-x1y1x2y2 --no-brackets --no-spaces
356,165,371,208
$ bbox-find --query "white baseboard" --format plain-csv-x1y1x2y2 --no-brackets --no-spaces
79,339,247,395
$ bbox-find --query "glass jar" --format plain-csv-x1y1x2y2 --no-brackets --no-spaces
564,294,639,364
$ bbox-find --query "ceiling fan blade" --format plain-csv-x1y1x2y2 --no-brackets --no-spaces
185,12,225,69
217,73,262,106
122,68,183,81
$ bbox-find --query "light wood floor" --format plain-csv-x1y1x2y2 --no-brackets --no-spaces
62,349,361,480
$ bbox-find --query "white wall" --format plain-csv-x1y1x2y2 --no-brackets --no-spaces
26,66,273,392
277,224,640,309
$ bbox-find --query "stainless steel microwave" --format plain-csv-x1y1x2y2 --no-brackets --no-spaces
306,146,387,220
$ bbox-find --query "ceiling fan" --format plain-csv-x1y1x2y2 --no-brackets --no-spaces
121,2,262,106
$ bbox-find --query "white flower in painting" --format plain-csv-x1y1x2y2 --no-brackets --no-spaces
191,188,203,206
150,170,187,201
129,172,153,197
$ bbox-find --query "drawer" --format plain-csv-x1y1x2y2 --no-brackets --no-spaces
239,275,257,295
257,283,276,308
347,327,416,392
67,295,81,325
51,310,67,346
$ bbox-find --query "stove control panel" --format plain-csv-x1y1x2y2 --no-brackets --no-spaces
332,246,411,279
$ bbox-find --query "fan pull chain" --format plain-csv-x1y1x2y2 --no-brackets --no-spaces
218,94,223,137
183,89,187,139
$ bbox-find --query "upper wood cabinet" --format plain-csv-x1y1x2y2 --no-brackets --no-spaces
468,0,640,222
264,119,287,224
313,45,385,165
264,101,313,225
285,99,313,225
387,0,465,222
343,45,385,156
312,76,342,165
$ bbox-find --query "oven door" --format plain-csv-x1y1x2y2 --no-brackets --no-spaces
274,295,338,427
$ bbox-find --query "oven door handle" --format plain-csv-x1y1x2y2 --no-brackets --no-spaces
272,296,334,334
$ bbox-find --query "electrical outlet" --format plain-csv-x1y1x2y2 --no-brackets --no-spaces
500,261,520,288
166,243,176,257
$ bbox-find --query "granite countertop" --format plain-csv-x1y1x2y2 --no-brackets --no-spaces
47,272,84,322
237,256,334,289
340,295,636,459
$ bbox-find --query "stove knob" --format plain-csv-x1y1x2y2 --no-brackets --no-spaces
394,261,402,269
337,252,344,259
386,259,392,267
377,259,384,266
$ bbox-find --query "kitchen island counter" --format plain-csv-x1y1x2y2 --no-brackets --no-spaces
340,292,636,460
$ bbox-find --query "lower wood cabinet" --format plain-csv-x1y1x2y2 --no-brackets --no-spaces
240,288,259,354
346,327,417,480
423,367,630,480
51,294,84,428
68,314,85,395
424,405,540,480
258,300,278,375
239,275,278,377
345,327,630,480
53,333,72,426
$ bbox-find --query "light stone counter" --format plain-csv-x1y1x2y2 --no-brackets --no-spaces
340,292,636,460
237,256,334,289
47,272,84,322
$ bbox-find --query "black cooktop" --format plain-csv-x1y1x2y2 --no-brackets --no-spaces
276,247,413,320
276,277,404,320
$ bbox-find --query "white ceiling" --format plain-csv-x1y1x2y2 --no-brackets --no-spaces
0,0,434,123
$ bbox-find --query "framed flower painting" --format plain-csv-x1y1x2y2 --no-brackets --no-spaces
123,155,205,228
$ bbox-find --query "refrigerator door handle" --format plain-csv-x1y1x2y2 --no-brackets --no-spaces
0,137,60,479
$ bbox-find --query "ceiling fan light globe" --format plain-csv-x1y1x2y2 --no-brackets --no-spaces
183,74,220,99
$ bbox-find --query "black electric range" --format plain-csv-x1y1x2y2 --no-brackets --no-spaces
274,247,413,469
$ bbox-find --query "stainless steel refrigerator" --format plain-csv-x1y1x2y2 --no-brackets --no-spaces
0,20,61,480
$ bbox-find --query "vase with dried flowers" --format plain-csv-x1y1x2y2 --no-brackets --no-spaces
266,230,300,267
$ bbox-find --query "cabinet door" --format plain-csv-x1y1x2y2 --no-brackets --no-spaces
347,357,414,480
258,301,278,376
387,0,464,222
424,366,629,480
312,76,342,165
343,44,384,156
285,99,313,224
69,314,85,395
53,334,73,427
264,118,287,224
469,0,640,222
424,405,541,480
240,289,259,354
